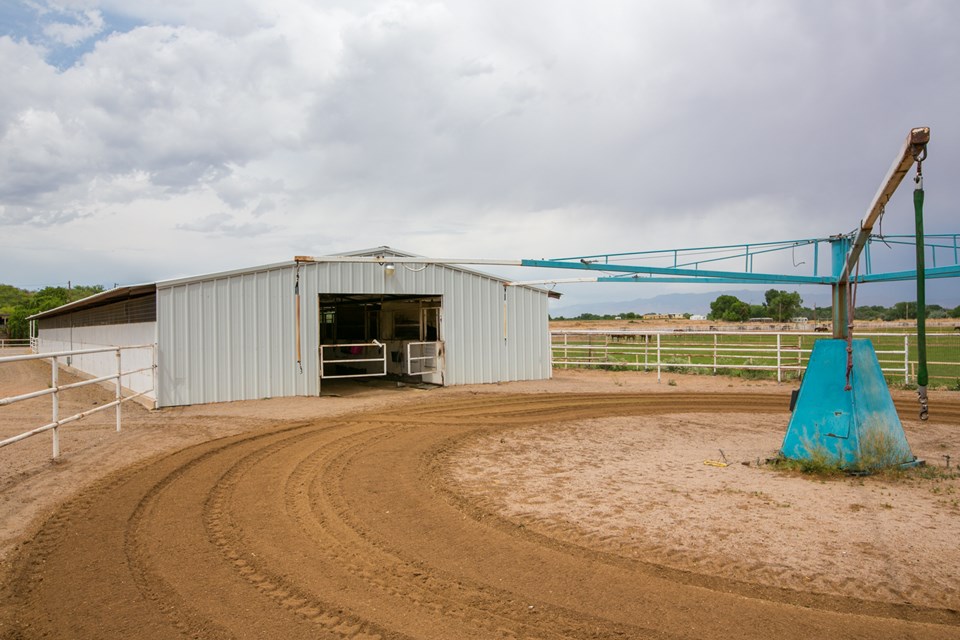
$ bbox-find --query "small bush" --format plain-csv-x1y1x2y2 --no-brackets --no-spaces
775,439,844,476
857,422,912,472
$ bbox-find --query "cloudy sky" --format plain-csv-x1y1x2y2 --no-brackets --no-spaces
1,0,958,310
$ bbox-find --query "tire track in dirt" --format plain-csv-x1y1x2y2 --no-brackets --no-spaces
2,392,958,639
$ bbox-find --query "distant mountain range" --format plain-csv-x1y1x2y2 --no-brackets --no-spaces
549,289,833,318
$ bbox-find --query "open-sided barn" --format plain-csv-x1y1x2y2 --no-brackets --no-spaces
29,247,556,407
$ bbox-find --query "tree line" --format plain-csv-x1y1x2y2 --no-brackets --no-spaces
0,284,104,339
551,288,960,323
4,284,958,340
710,290,960,323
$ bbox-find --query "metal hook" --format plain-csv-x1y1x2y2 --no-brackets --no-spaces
913,144,926,188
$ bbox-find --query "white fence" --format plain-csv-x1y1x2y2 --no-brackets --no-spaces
551,330,924,384
0,338,31,349
406,341,443,376
0,344,156,459
320,341,387,379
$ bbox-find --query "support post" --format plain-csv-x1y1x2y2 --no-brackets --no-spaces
656,334,661,383
776,333,782,383
152,343,158,409
51,356,60,460
903,334,909,385
713,334,717,374
115,349,122,432
831,237,851,339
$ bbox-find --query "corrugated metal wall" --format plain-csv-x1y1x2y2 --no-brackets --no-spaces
36,323,157,401
156,260,551,407
157,266,302,406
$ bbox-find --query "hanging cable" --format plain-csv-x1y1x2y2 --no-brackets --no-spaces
876,204,893,249
791,243,805,267
844,259,860,391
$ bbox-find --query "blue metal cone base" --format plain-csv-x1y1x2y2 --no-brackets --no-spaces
781,339,916,469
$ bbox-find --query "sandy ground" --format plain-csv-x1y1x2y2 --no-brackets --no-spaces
1,349,959,638
447,411,960,611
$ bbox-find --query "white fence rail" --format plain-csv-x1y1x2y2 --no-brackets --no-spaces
406,341,443,376
551,330,931,384
0,344,156,460
0,338,31,349
320,341,387,379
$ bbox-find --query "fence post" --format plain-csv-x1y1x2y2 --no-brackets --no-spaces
152,343,158,407
51,356,60,460
776,333,782,383
713,334,717,374
115,348,122,432
656,333,661,383
904,334,909,385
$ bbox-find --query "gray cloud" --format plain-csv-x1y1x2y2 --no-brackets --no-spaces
176,212,276,237
0,0,957,306
0,204,86,226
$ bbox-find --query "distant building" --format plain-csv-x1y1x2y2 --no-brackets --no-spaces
690,314,707,321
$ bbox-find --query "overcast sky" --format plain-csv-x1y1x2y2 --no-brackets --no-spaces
1,0,958,310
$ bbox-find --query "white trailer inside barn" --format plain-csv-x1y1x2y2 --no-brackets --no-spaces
30,247,556,407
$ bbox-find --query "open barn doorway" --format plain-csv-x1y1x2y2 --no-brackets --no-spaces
317,294,443,389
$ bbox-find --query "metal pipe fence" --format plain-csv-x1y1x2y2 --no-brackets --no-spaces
551,330,960,387
0,344,156,460
0,338,32,349
319,341,387,379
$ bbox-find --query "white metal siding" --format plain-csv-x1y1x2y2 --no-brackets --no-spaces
157,267,306,406
156,259,551,406
36,323,157,401
506,285,552,381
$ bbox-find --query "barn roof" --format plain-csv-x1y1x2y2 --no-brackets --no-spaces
30,246,558,321
27,283,157,321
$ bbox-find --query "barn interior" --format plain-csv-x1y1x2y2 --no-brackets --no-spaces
317,294,442,383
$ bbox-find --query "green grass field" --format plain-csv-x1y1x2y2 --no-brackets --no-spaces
551,329,960,389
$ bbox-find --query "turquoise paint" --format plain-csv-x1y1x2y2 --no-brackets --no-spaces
856,264,960,283
781,339,915,469
528,234,958,286
519,259,831,284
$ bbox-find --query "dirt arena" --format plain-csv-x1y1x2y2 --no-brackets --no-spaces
1,352,959,639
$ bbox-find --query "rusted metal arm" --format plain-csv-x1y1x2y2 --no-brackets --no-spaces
839,127,930,284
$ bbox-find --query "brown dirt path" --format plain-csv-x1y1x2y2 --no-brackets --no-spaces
2,390,959,639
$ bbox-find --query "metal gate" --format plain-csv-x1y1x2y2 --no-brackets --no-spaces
320,341,387,379
406,341,443,376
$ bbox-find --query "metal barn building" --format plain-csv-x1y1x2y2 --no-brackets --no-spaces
30,248,555,407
